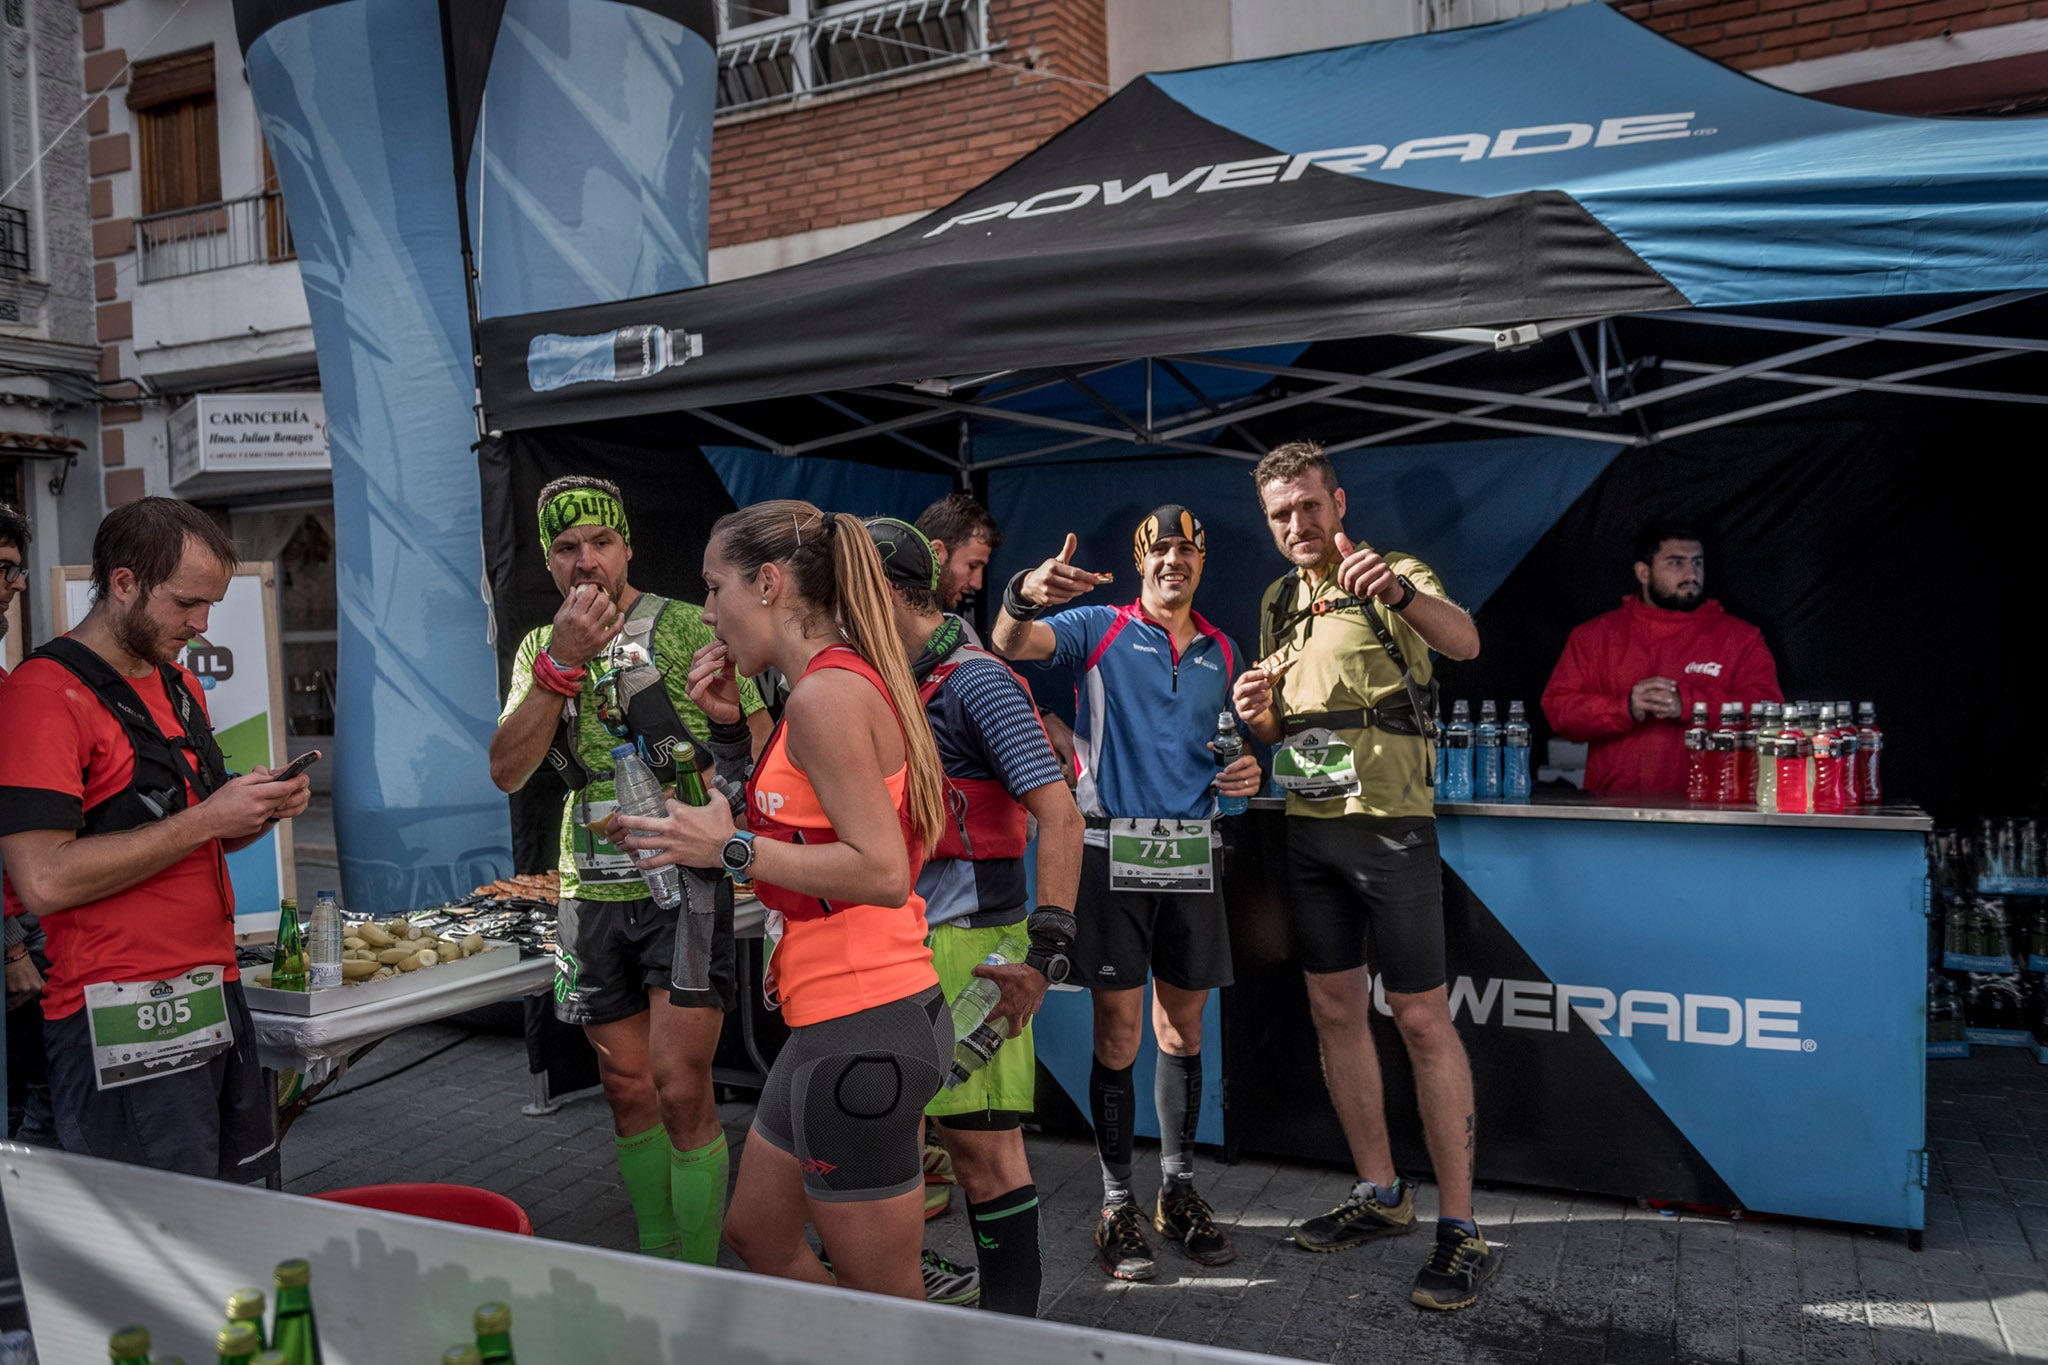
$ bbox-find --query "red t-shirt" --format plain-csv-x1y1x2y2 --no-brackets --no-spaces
0,652,237,1019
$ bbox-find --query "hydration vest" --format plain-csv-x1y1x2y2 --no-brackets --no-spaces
27,637,230,836
917,646,1033,864
747,646,923,923
542,592,708,790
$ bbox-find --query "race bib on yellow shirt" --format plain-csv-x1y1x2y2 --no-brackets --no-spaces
1273,728,1362,802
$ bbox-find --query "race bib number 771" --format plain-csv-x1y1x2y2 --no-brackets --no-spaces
1108,818,1214,894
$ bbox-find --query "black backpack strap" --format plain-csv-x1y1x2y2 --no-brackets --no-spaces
29,638,228,833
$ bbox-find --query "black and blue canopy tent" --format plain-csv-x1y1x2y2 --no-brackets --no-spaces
473,3,2048,827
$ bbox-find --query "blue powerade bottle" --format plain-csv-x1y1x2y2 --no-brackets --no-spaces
1502,700,1532,803
1442,700,1474,802
1473,700,1501,801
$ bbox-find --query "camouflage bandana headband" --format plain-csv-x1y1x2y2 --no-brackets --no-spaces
539,488,631,551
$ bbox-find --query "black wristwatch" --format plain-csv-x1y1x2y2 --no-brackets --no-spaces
1387,574,1418,611
720,830,757,878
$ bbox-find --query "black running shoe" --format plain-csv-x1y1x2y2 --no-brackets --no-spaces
1154,1186,1237,1267
1095,1200,1158,1282
1293,1179,1416,1252
1410,1222,1503,1311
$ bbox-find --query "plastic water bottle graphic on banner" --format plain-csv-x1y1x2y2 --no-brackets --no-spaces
527,325,703,392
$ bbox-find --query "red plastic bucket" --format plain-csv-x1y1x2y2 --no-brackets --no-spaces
311,1182,534,1236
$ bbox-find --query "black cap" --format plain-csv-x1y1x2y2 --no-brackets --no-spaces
863,516,940,593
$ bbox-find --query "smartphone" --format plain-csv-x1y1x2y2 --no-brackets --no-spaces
274,749,322,782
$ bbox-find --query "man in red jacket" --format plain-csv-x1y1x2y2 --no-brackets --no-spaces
1542,522,1781,796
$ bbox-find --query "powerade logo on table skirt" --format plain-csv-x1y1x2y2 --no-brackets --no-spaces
1356,971,1813,1052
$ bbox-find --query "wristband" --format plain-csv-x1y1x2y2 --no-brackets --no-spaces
1002,570,1045,622
1387,574,1417,612
706,716,750,745
1024,906,1077,984
4,950,27,965
532,648,586,697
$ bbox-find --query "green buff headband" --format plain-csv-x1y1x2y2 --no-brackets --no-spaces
539,488,631,551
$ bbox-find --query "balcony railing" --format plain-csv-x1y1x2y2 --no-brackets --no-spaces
0,204,29,277
137,190,295,285
719,0,994,114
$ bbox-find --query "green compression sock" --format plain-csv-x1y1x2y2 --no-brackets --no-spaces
670,1132,731,1267
614,1124,679,1258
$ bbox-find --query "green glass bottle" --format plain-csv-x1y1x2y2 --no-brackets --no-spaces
673,741,709,807
443,1348,482,1365
219,1321,262,1365
273,900,308,992
271,1259,323,1365
225,1287,268,1350
109,1326,152,1364
473,1302,515,1365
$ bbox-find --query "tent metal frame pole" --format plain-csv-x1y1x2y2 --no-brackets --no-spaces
810,394,963,467
787,402,959,457
1147,342,1492,442
1660,348,2037,403
1159,348,1592,419
684,407,793,454
1318,395,1643,446
1645,292,2048,351
846,386,1269,460
1646,348,2043,442
1323,361,1640,452
1148,359,1274,453
1603,291,2042,414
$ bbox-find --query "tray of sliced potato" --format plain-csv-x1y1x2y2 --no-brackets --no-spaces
245,916,517,1016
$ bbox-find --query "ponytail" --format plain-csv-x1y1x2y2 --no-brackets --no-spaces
711,498,946,850
828,512,946,850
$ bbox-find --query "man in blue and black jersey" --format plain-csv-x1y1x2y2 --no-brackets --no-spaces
992,505,1262,1283
866,517,1083,1316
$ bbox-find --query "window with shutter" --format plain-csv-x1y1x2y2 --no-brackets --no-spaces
129,46,220,217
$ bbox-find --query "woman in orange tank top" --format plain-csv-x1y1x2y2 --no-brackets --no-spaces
614,499,950,1300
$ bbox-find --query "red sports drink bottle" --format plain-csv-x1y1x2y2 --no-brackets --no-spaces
1711,704,1741,805
1735,703,1759,804
1777,712,1810,814
1856,702,1883,804
1834,699,1859,805
1812,703,1847,813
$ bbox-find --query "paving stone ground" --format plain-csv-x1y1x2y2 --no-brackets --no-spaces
276,1009,2048,1365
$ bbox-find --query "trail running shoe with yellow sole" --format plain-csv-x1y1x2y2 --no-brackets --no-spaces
1410,1222,1503,1311
1154,1186,1236,1267
1293,1178,1416,1252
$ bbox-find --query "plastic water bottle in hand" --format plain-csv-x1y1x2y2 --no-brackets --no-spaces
1211,710,1248,817
945,927,1029,1090
611,743,684,910
308,889,343,989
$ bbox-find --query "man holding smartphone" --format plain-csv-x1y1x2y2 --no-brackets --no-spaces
0,498,312,1181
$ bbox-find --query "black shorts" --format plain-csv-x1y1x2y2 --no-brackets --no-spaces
752,986,951,1202
44,980,278,1185
1287,814,1446,993
554,872,736,1026
1073,842,1233,993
